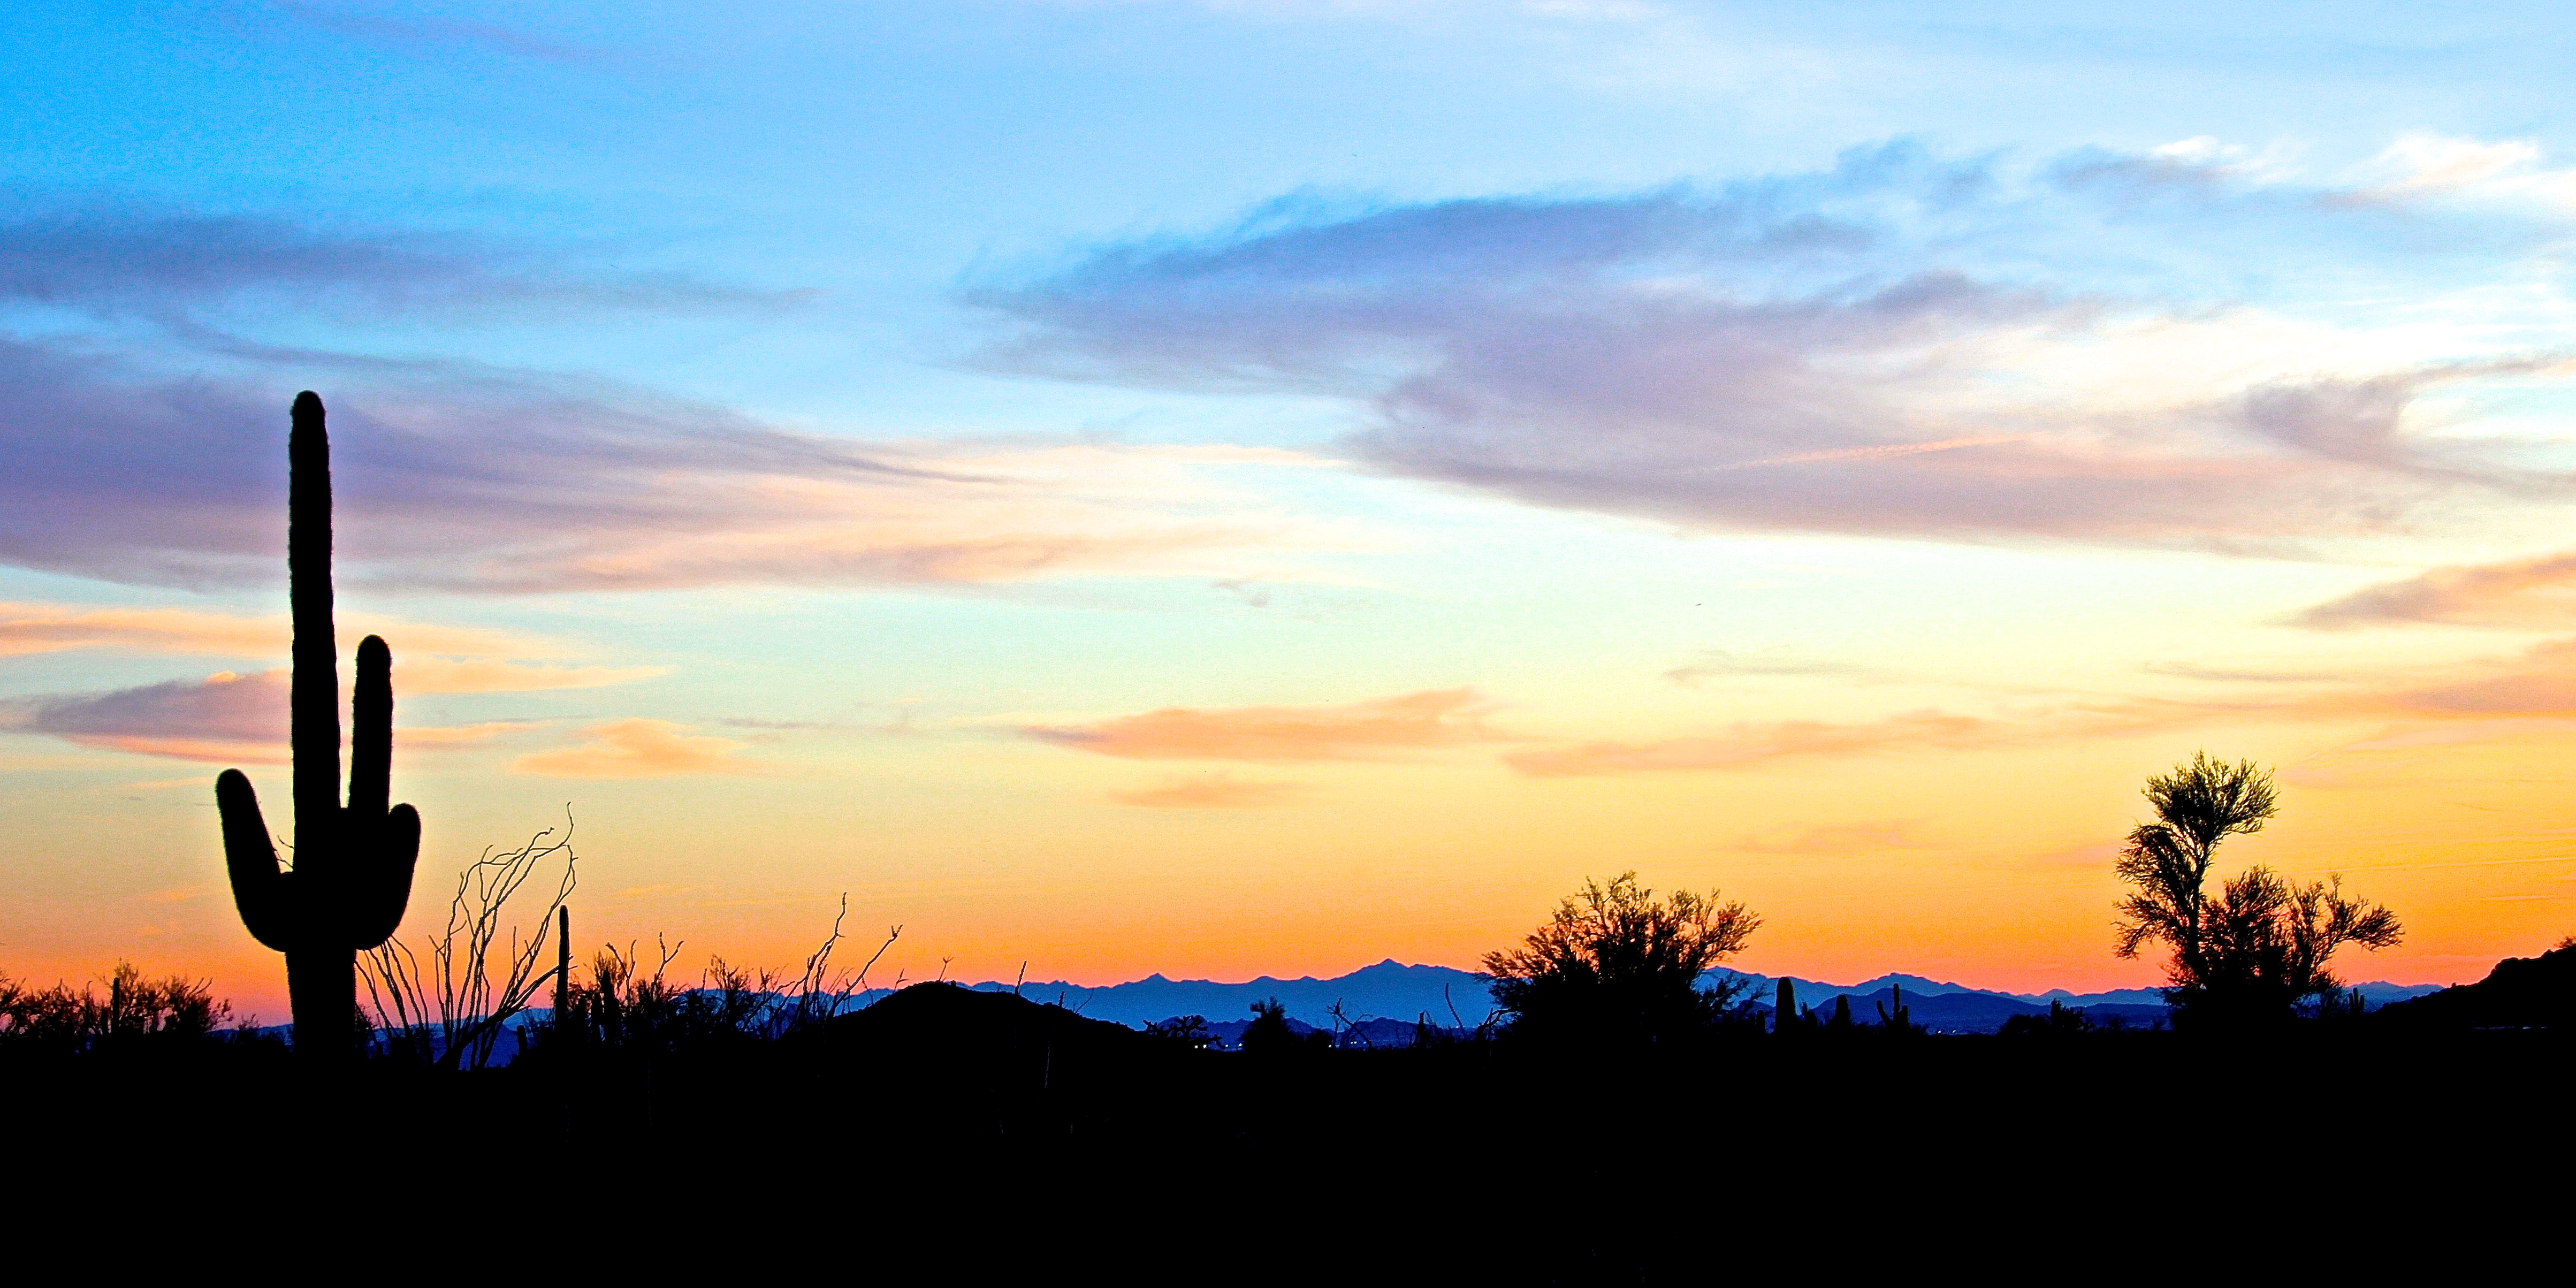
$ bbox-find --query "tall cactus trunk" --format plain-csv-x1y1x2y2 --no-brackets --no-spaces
286,391,349,1055
287,948,357,1054
217,393,422,1061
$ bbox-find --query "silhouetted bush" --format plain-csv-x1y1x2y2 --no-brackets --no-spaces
1481,871,1760,1047
1240,997,1327,1055
0,963,233,1054
1998,1000,2095,1038
1143,1014,1214,1049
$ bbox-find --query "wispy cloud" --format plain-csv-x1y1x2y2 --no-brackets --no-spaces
1515,628,2576,777
1506,709,1999,776
510,719,765,779
0,601,581,660
0,669,523,764
1665,650,1871,686
0,203,790,328
0,347,1307,592
0,641,648,762
2138,660,2340,684
973,140,2576,552
2381,639,2576,715
2296,551,2576,630
1028,688,1495,761
1106,772,1311,808
2347,132,2576,208
0,670,290,764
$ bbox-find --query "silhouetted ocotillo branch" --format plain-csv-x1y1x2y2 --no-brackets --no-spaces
216,392,422,1058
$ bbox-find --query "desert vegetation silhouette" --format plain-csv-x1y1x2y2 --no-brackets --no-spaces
212,393,423,1057
2113,751,2404,1029
1480,871,1760,1046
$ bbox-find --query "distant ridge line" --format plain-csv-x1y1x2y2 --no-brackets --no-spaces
867,959,2449,1033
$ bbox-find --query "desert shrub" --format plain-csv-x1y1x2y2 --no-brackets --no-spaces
1144,1015,1213,1050
1998,1000,2095,1038
0,963,233,1053
1240,997,1300,1056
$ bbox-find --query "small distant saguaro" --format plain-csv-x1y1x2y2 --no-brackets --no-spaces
215,392,422,1058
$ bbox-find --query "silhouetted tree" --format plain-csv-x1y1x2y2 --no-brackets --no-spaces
1481,872,1760,1046
2113,752,2401,1028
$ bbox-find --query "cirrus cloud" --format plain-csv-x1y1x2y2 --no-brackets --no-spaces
509,719,764,779
974,139,2576,553
1506,710,1998,776
1105,773,1312,808
0,669,528,764
2296,551,2576,630
1027,688,1497,761
0,344,1310,593
0,601,591,661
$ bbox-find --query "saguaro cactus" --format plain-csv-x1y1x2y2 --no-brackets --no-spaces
1774,977,1796,1036
1876,982,1914,1034
215,392,421,1057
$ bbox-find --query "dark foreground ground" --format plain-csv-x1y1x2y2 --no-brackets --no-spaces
7,985,2566,1276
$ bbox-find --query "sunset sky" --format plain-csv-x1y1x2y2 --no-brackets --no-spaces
8,2,2576,1017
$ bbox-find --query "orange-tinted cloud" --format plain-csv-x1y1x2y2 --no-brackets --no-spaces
0,669,286,764
1028,689,1492,762
1508,710,1996,776
2382,639,2576,715
0,601,570,660
395,657,665,694
1106,774,1310,809
2297,551,2576,629
510,719,762,779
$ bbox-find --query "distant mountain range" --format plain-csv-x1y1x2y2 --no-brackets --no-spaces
917,961,2448,1037
444,962,2456,1052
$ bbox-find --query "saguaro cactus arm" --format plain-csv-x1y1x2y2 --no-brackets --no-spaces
341,632,421,949
216,769,294,952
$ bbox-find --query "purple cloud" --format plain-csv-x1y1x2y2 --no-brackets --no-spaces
972,144,2571,551
0,341,1283,593
0,203,799,328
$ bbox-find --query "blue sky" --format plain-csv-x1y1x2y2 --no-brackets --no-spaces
8,2,2576,1007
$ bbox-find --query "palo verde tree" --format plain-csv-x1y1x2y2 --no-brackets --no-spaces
1481,872,1760,1046
216,393,422,1057
2113,752,2401,1029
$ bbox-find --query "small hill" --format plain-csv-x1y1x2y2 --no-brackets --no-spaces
811,982,1176,1102
2372,943,2576,1030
